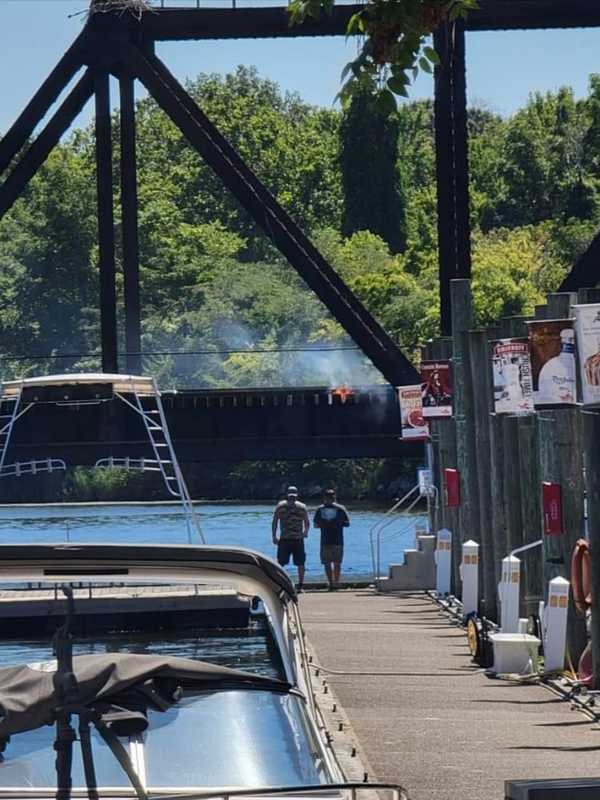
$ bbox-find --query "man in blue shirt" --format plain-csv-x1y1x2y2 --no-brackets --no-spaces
313,489,350,591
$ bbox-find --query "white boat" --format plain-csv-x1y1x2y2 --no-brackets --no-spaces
0,374,405,800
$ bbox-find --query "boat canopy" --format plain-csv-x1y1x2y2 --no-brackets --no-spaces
0,653,290,742
0,543,297,601
1,373,157,398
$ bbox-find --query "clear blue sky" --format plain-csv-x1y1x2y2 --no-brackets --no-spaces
1,0,600,135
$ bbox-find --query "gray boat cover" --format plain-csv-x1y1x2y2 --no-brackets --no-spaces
0,654,289,740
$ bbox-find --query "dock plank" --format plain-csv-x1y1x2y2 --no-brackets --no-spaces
301,590,600,800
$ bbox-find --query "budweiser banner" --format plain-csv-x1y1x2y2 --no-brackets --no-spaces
491,338,534,415
398,385,429,440
574,303,600,406
527,319,576,407
420,360,452,418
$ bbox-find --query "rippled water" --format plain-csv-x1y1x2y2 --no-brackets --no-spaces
0,502,428,579
0,626,282,678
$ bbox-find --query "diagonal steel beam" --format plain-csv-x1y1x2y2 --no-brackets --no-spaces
0,70,95,221
0,33,86,175
124,45,417,386
558,230,600,292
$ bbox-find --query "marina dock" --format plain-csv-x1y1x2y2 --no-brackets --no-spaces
302,590,600,800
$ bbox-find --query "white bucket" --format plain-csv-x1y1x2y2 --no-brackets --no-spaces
490,633,541,675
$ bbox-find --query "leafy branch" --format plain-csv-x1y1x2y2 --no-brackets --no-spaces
288,0,478,112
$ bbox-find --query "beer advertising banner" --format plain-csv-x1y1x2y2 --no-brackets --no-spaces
398,385,429,440
527,319,576,407
491,338,534,415
420,360,452,418
574,303,600,406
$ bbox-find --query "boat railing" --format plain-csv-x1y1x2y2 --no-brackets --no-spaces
152,781,407,800
368,485,423,583
0,458,66,478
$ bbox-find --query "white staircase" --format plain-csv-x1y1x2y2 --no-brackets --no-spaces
376,534,437,592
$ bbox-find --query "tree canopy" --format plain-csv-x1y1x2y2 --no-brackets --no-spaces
1,66,598,389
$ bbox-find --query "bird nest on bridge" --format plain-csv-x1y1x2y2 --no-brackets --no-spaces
88,0,154,19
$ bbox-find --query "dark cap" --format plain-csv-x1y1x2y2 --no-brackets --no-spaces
324,488,336,497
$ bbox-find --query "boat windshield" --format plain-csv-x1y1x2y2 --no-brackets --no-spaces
0,688,328,791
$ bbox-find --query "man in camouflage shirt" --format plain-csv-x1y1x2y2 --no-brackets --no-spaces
272,486,310,592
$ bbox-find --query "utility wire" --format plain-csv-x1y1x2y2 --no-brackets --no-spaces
0,346,361,363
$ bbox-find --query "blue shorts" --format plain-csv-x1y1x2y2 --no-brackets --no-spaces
277,539,306,567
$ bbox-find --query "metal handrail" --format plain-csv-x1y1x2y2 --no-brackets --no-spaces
153,782,407,800
368,485,423,581
0,783,407,800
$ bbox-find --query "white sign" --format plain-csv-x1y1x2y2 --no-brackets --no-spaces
574,303,600,406
491,338,534,415
397,385,428,440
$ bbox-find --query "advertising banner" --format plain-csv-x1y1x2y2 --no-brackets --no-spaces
420,360,452,418
527,319,576,407
574,303,600,406
398,385,428,440
491,338,534,415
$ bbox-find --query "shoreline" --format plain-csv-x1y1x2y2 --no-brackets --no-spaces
0,499,420,511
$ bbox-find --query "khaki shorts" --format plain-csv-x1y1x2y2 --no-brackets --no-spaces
320,544,343,565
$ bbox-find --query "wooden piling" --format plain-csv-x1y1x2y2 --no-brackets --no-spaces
489,413,507,596
469,329,496,619
535,291,586,661
502,415,523,553
517,414,543,617
583,409,600,688
451,280,478,597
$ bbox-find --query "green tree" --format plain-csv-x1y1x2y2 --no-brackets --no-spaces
340,88,407,253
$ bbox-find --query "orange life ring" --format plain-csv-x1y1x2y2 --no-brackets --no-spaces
571,538,592,614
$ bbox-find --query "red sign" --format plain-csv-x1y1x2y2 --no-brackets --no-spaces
542,482,563,535
444,468,460,507
421,360,453,418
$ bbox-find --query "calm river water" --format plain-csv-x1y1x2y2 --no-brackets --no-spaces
0,503,427,580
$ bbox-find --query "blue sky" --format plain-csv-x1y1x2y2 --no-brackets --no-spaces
1,0,600,135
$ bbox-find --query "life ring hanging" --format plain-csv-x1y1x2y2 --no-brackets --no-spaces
571,538,592,614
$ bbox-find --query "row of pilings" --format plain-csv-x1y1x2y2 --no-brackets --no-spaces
424,279,600,676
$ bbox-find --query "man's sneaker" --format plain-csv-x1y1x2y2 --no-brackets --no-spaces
296,584,304,594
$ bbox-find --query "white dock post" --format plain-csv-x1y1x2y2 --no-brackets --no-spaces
435,528,452,596
499,555,521,633
543,576,570,672
460,540,479,617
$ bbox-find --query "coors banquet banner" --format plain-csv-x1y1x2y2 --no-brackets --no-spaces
491,338,534,415
574,303,600,406
398,385,429,440
527,319,576,407
420,360,452,418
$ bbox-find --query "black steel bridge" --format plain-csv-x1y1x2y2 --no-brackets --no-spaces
8,385,419,463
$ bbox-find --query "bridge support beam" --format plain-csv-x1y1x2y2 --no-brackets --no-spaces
119,73,142,374
433,21,472,335
94,70,118,375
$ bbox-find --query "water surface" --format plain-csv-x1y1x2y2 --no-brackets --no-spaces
0,502,427,579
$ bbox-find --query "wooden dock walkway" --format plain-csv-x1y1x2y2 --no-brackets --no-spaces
301,590,600,800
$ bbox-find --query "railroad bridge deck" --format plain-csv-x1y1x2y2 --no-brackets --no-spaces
7,385,422,463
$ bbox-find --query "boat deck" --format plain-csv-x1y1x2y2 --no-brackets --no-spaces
301,590,600,800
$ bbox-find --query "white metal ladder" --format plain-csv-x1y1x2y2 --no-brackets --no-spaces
0,386,28,472
115,379,205,544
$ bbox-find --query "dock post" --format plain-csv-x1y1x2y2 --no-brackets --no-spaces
537,292,586,664
583,409,600,688
460,539,479,617
469,329,496,620
518,415,543,617
544,576,570,672
499,555,521,633
436,528,452,596
451,280,479,596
